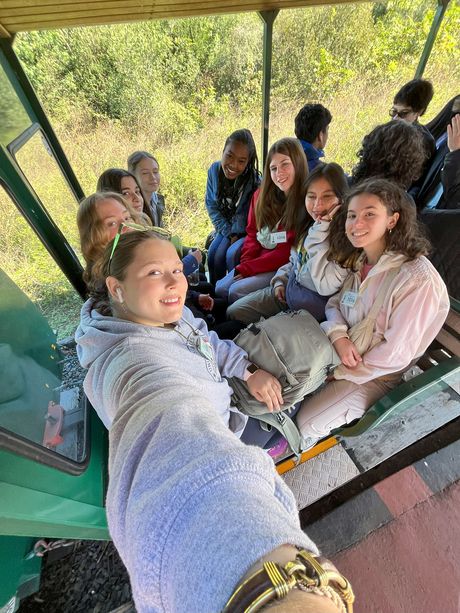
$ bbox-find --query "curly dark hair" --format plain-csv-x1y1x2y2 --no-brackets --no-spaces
294,103,332,143
327,178,431,269
394,78,434,115
351,121,428,189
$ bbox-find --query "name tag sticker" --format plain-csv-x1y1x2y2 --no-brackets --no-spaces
197,337,214,361
340,291,359,307
270,231,287,245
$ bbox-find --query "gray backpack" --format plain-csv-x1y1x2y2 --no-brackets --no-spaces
229,310,340,457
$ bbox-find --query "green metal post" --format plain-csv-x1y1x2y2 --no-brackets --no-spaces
0,148,86,296
258,10,279,166
414,0,451,78
0,38,85,202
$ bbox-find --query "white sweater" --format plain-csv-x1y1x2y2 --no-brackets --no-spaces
271,218,349,296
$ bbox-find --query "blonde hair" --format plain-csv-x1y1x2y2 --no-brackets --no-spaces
77,191,150,287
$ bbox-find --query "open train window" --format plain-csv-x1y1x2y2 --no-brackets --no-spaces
0,61,30,147
9,128,83,261
0,183,88,471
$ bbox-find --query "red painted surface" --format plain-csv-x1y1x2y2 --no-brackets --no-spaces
333,481,460,613
374,465,433,518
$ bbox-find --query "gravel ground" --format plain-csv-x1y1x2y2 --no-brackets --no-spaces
18,541,134,613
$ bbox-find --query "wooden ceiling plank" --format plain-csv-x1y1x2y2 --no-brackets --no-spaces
0,0,360,12
2,0,366,32
3,4,154,18
0,21,12,37
0,0,156,18
0,0,145,7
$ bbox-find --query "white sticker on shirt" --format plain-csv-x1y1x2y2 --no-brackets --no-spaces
197,337,214,361
340,291,359,307
270,231,287,245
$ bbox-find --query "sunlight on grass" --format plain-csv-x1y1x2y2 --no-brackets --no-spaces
2,69,458,338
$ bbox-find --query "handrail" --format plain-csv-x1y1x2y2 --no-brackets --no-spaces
414,0,451,78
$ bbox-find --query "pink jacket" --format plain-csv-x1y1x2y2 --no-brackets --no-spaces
321,253,450,385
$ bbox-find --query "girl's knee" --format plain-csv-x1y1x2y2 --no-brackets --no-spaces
297,392,365,439
297,407,362,439
226,301,238,320
228,286,240,304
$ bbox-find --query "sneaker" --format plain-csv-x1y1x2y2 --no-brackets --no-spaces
301,436,319,452
267,437,289,460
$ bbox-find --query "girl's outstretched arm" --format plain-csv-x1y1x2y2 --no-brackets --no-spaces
107,375,318,613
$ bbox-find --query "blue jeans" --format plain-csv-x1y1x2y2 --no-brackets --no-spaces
285,275,329,322
207,234,245,285
226,237,244,271
215,269,275,304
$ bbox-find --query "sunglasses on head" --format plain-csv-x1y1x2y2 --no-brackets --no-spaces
108,222,171,275
389,107,412,119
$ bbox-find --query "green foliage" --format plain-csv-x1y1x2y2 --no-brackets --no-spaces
0,67,30,145
14,1,459,130
2,1,459,337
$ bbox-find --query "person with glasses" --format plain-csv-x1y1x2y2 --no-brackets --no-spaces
390,78,434,125
390,79,436,192
76,232,355,613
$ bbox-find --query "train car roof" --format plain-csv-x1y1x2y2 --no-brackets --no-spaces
0,0,366,37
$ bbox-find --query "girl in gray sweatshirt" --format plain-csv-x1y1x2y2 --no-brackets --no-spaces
75,229,330,612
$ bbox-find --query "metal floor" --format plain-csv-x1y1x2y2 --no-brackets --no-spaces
283,385,460,511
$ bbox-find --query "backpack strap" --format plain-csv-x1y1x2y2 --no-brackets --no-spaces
339,264,401,322
365,265,401,322
255,411,303,457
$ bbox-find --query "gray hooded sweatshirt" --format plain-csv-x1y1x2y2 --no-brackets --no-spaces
76,300,318,612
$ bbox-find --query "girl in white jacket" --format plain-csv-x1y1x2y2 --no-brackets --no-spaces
227,163,349,323
296,178,450,448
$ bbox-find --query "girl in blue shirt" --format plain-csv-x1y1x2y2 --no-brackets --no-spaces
205,129,261,284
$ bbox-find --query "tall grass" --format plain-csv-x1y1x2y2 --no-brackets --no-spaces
1,70,458,338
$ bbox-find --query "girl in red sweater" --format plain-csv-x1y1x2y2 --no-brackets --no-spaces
215,137,309,303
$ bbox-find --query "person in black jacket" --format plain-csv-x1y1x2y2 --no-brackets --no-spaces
419,114,460,299
415,95,460,209
390,79,436,197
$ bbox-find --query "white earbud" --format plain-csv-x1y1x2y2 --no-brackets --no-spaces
116,288,124,303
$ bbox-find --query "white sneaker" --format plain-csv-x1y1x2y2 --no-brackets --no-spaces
300,436,318,452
